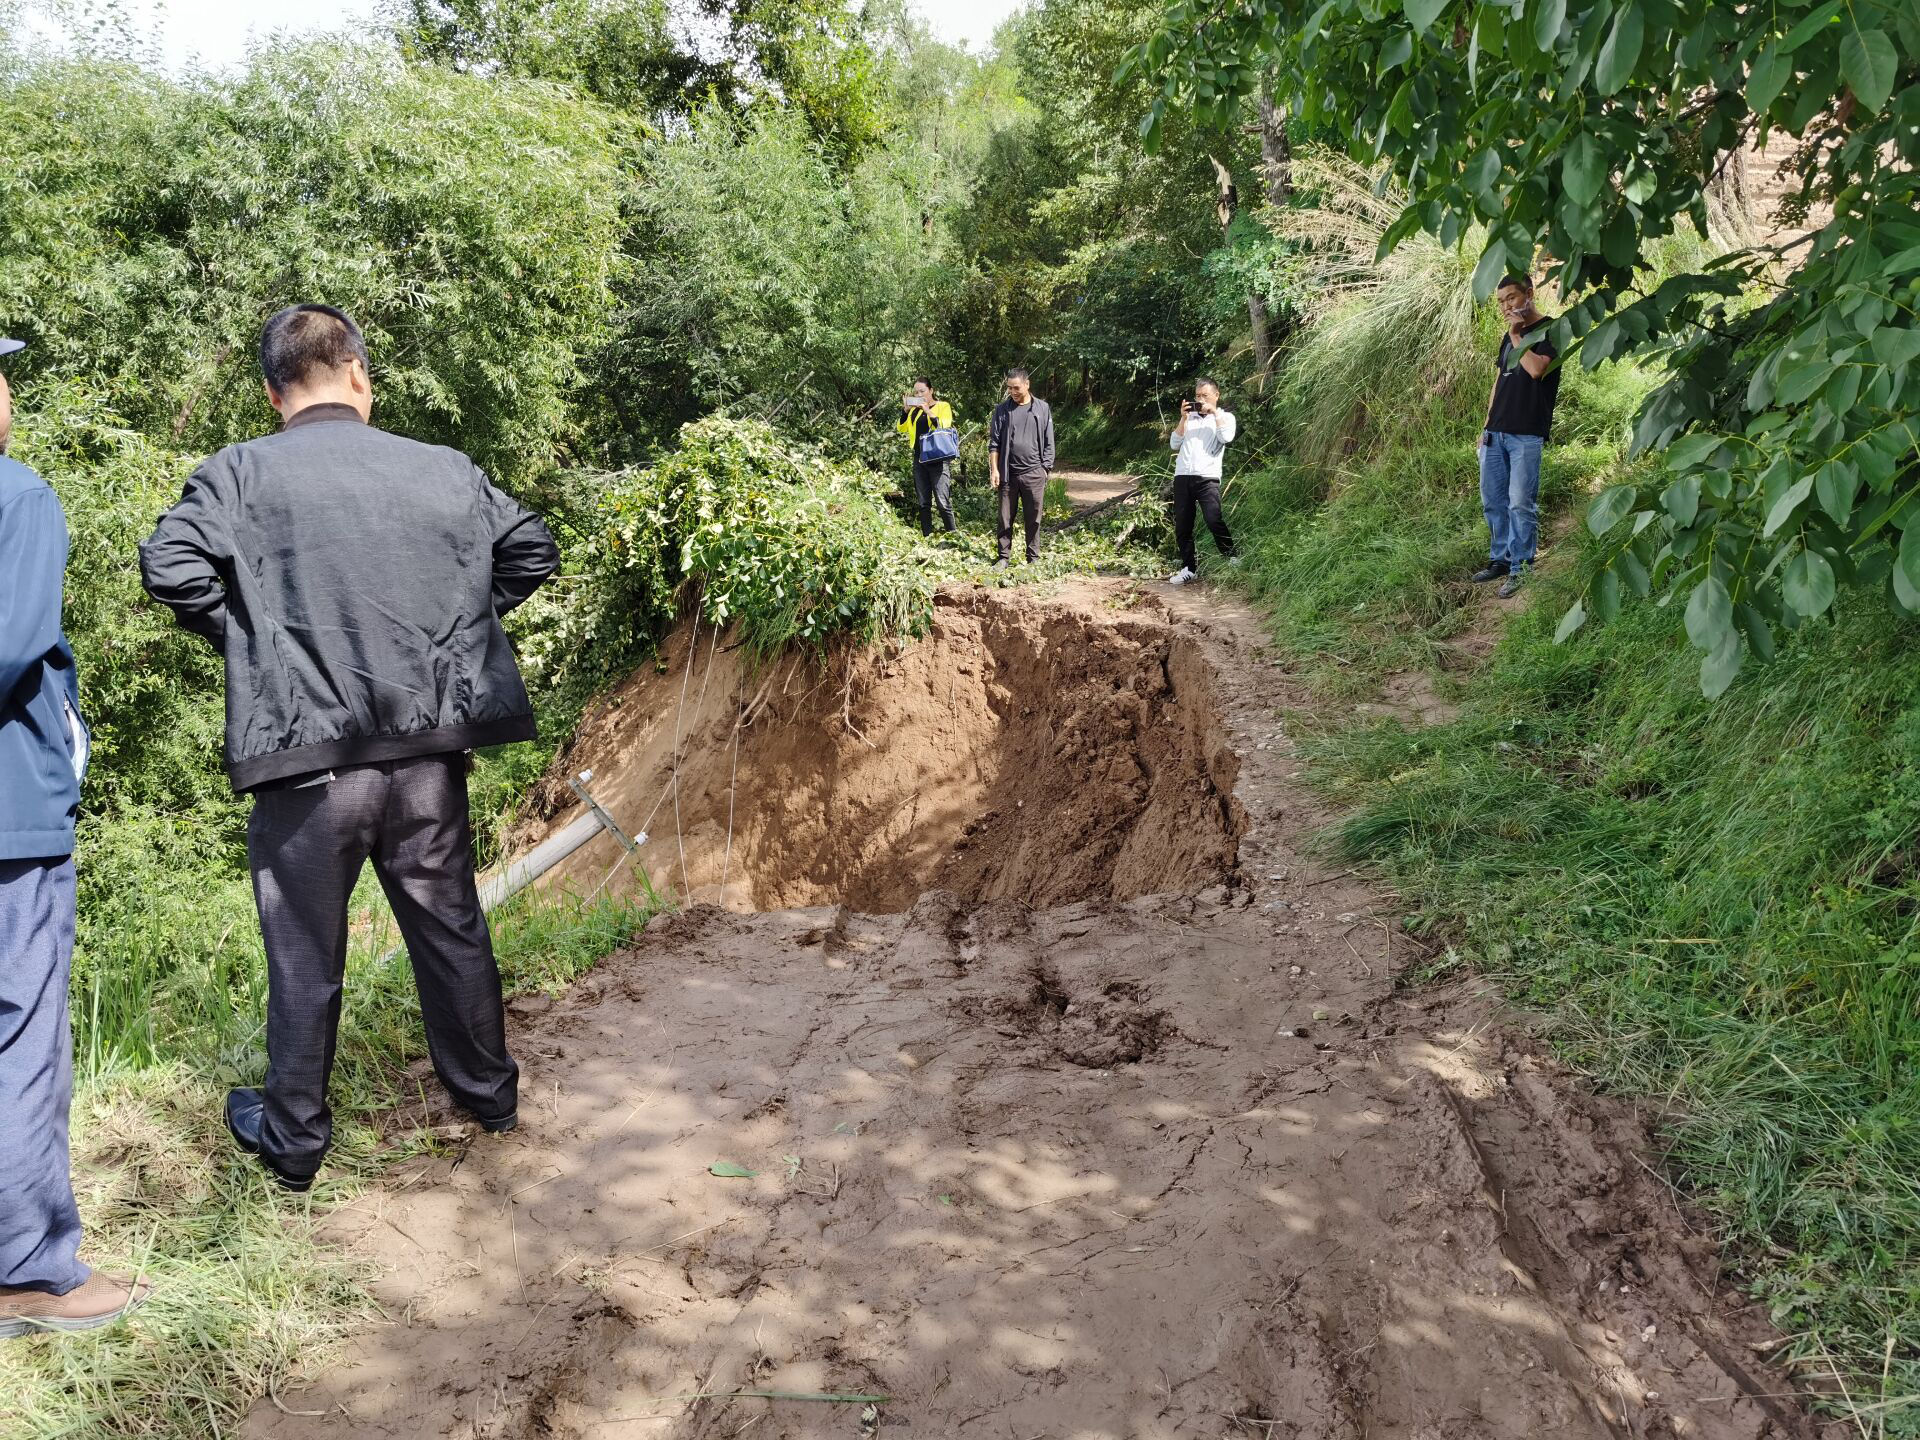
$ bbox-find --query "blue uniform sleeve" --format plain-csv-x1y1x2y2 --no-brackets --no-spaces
0,485,69,702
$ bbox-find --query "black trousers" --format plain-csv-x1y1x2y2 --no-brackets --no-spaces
247,753,516,1178
997,471,1047,561
1173,472,1234,572
914,459,956,535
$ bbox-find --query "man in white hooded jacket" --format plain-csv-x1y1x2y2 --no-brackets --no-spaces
1166,378,1238,585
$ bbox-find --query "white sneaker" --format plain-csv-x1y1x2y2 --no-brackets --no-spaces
1227,555,1242,568
1168,568,1197,586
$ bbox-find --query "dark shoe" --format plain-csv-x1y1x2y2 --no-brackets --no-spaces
1470,560,1510,583
1497,572,1526,599
0,1272,154,1340
474,1111,518,1135
224,1088,314,1193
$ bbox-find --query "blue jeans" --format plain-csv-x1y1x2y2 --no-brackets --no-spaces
0,857,88,1295
1479,431,1544,571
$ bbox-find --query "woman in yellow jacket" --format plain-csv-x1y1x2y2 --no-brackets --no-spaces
897,378,958,537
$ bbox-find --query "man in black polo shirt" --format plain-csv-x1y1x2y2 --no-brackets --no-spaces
1473,274,1562,598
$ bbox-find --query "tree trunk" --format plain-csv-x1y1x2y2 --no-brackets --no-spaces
1211,155,1273,382
1257,93,1292,208
1246,292,1273,383
1707,143,1754,243
1253,93,1295,385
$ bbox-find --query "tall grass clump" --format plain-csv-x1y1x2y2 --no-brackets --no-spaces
1270,149,1487,460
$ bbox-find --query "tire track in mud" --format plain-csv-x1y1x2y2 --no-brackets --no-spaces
245,582,1841,1440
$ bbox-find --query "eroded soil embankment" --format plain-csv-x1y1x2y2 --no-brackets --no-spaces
511,587,1244,912
249,583,1837,1440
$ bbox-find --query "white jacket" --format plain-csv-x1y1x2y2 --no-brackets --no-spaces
1170,408,1237,478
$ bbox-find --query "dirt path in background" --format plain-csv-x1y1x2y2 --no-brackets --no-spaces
247,582,1837,1440
1060,469,1139,510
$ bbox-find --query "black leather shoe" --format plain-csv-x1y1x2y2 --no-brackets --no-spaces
474,1111,518,1135
224,1088,314,1193
1470,560,1510,583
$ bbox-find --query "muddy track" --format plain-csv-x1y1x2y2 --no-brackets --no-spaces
247,582,1837,1440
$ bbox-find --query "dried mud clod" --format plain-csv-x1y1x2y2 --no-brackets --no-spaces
961,961,1173,1068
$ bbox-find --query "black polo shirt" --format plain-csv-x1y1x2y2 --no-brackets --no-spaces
1487,331,1562,441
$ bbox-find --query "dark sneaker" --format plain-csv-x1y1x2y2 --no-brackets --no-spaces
0,1272,154,1340
1470,561,1510,583
224,1087,314,1193
475,1111,518,1134
1497,572,1526,599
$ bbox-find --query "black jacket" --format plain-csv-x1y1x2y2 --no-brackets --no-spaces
139,404,559,792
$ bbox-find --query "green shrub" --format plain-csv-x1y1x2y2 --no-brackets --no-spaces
0,42,629,490
522,417,939,703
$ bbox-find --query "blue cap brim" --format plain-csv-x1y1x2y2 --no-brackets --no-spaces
0,338,24,358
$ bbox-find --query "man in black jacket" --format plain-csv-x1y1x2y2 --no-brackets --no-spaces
140,304,559,1190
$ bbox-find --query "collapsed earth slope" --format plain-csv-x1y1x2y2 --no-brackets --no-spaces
509,587,1245,913
249,583,1836,1440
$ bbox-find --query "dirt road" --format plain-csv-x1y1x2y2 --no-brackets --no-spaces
247,582,1834,1440
1059,469,1139,509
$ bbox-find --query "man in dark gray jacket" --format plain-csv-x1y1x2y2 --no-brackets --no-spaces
988,368,1055,568
140,304,559,1191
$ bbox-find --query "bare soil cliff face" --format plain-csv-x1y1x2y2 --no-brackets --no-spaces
513,587,1243,913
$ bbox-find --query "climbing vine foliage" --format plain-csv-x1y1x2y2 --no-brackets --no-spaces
1127,0,1920,695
